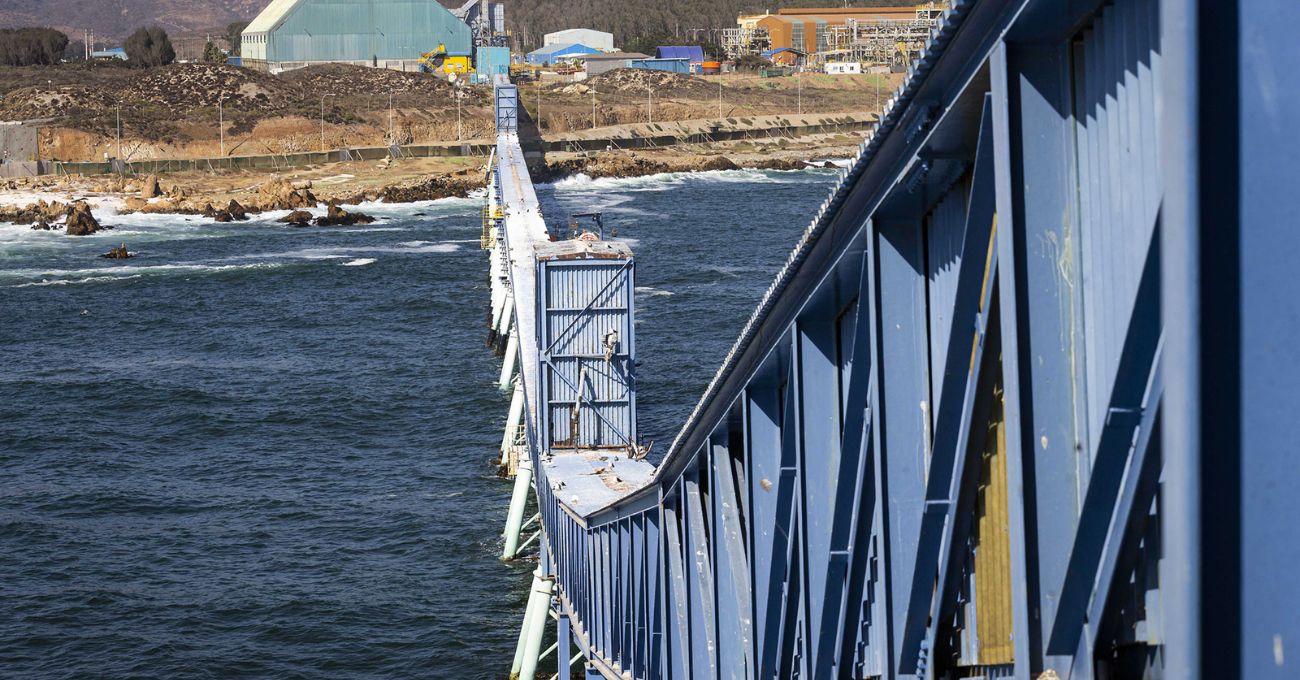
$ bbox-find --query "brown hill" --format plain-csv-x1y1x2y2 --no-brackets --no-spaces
0,0,264,42
1,0,918,48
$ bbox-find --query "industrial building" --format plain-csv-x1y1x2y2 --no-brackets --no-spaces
723,4,944,67
241,0,473,73
526,43,599,66
542,28,614,52
576,52,649,76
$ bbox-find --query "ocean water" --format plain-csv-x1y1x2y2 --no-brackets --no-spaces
0,167,838,679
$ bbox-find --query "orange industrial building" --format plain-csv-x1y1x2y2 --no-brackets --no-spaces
730,5,943,65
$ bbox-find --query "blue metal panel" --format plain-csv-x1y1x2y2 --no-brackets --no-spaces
496,84,517,133
538,259,636,450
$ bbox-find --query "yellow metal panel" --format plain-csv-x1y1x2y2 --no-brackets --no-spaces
973,375,1014,664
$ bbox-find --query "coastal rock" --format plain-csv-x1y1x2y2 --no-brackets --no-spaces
278,210,314,226
65,202,103,236
257,179,317,210
226,199,250,221
123,197,148,213
213,210,234,222
30,219,52,231
141,175,161,199
750,158,807,171
314,203,374,226
697,156,739,172
381,175,485,203
100,244,132,259
201,203,216,217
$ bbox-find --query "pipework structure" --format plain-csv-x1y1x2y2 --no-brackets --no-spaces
482,0,1300,676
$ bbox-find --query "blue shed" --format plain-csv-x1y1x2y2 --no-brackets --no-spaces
628,58,690,74
656,46,705,63
476,46,510,82
526,43,599,65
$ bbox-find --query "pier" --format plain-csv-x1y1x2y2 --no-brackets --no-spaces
480,0,1300,678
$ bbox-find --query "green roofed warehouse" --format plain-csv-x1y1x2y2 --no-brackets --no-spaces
241,0,472,73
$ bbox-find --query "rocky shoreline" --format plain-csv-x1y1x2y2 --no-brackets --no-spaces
0,151,840,236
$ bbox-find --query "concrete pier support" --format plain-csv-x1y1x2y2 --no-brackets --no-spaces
501,380,525,465
502,455,532,560
498,328,518,392
509,567,545,678
516,572,555,680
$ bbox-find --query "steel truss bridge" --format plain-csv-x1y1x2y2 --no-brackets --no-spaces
480,0,1300,678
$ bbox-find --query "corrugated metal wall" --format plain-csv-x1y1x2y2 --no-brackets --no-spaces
539,260,636,449
1071,0,1161,457
264,0,472,64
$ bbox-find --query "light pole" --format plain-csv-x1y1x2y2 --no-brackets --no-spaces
115,103,121,159
456,81,463,142
591,84,596,130
320,94,335,152
647,81,652,125
797,70,802,115
387,91,394,144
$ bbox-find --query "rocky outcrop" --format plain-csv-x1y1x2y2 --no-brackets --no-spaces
227,199,250,220
380,172,483,203
749,158,808,171
314,203,374,226
141,175,161,199
100,244,132,259
278,210,314,226
65,202,104,236
257,178,318,211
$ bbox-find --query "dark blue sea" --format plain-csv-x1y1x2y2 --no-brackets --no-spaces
0,167,838,679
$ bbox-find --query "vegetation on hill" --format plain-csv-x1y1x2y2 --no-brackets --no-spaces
494,0,920,50
0,27,68,66
124,27,177,67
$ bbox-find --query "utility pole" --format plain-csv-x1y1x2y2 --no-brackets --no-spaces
717,68,723,119
218,96,225,157
798,70,802,115
647,82,652,125
320,94,328,152
591,84,596,130
536,79,541,131
456,82,463,142
388,91,394,144
116,104,121,159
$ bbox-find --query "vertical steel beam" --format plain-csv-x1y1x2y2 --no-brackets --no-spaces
873,216,932,677
558,612,572,680
989,40,1040,680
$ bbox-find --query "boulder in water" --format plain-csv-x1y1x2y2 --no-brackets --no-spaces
226,199,250,221
65,202,103,236
100,243,132,259
279,210,314,226
314,203,374,226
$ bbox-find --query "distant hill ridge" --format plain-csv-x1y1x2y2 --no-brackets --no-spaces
0,0,917,47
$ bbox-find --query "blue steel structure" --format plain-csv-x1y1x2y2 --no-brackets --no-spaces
487,0,1300,677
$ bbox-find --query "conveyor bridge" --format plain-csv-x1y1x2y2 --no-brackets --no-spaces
480,0,1300,676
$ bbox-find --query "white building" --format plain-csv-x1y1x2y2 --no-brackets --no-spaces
825,62,863,75
543,28,614,52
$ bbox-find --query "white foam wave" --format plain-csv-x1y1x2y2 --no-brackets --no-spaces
635,286,674,297
2,261,287,287
547,168,818,194
341,258,376,266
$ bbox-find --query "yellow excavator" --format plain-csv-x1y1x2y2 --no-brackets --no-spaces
419,43,474,75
